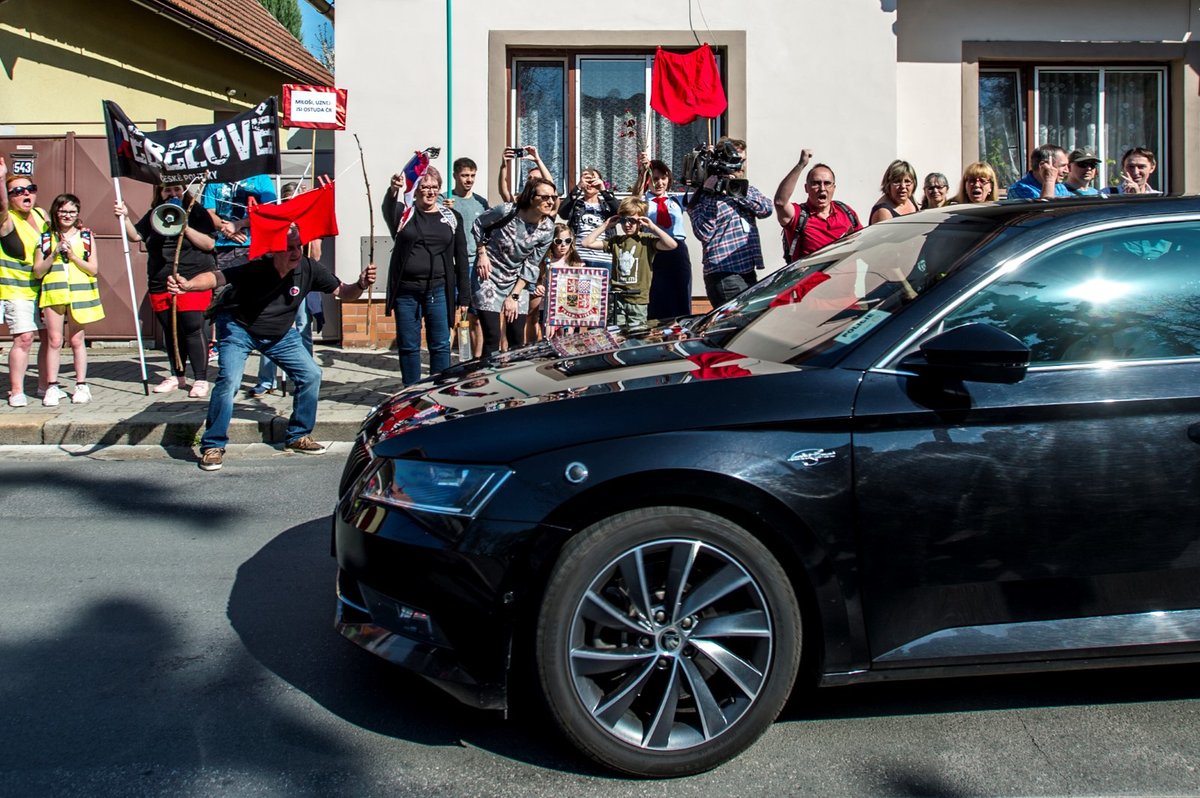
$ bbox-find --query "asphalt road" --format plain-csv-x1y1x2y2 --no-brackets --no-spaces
1,446,1198,797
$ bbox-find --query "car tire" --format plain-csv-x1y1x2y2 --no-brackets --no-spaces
536,506,802,777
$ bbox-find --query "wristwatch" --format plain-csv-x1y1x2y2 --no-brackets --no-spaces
509,292,520,300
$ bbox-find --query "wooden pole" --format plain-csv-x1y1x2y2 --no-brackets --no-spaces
353,134,376,349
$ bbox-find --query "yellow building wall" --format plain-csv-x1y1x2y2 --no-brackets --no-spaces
0,0,303,135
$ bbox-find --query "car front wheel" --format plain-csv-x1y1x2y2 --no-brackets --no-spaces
536,507,802,777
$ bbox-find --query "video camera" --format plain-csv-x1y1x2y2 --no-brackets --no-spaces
682,140,748,198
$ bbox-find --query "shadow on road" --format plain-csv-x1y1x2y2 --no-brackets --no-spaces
226,517,606,777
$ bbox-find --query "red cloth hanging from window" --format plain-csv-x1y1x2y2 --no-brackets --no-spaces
650,44,728,125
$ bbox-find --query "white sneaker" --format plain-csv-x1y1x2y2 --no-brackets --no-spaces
152,376,180,393
42,384,68,407
72,384,92,404
8,393,28,408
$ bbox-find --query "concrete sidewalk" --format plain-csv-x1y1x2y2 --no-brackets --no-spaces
0,344,402,446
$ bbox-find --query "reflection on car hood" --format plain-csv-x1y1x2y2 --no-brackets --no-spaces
365,329,797,447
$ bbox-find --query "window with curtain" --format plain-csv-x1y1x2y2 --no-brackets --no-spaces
1037,68,1164,191
979,70,1024,188
514,60,567,193
979,66,1166,192
512,50,724,196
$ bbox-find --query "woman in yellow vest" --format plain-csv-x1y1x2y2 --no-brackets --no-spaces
33,193,104,405
1,170,52,407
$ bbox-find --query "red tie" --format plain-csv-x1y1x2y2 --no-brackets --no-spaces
654,196,671,229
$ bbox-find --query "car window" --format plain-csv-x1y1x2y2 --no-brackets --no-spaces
691,219,997,366
940,221,1200,364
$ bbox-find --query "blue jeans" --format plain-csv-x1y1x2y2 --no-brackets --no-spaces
394,286,450,386
255,300,312,390
201,315,322,451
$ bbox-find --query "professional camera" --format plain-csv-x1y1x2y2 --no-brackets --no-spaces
682,140,748,197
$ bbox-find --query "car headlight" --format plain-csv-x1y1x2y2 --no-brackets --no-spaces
358,458,512,518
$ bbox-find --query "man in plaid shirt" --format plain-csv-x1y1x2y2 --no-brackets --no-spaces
686,138,773,308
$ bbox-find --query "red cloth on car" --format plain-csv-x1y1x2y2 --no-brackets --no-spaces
248,183,338,259
651,44,728,125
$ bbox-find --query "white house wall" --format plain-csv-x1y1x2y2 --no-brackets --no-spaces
334,1,899,286
896,0,1197,186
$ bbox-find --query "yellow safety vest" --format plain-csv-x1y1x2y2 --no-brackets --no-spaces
38,228,105,324
0,207,47,301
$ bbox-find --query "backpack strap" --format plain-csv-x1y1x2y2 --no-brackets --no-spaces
781,202,810,263
482,204,520,239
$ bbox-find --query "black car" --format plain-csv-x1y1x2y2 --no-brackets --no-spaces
333,195,1200,778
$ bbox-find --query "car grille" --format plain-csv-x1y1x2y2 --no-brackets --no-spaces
338,437,373,498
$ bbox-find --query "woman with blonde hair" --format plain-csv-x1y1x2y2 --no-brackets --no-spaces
955,162,1000,204
33,193,104,405
869,160,920,224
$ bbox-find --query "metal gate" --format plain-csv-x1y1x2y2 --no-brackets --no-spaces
2,133,162,342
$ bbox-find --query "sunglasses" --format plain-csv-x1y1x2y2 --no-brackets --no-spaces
535,194,558,202
7,184,37,196
553,237,573,245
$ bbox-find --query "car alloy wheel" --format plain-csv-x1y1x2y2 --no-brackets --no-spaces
537,507,802,777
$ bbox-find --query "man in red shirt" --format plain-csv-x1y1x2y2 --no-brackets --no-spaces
774,150,862,263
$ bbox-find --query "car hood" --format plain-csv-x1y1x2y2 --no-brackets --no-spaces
361,328,813,460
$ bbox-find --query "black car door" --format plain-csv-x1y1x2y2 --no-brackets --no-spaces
851,219,1200,668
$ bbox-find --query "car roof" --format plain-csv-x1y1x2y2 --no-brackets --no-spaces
901,194,1200,231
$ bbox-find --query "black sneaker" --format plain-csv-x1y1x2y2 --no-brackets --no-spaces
199,448,225,471
285,436,326,455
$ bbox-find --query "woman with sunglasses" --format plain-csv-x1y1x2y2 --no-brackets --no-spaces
559,166,619,273
384,166,469,386
535,223,584,339
920,172,954,210
954,162,1000,204
115,183,218,396
33,193,104,405
472,178,557,356
0,165,52,407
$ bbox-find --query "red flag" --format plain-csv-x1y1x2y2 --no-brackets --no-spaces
248,182,338,259
651,45,728,125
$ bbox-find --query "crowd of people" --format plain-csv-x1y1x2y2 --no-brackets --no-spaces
0,137,1164,469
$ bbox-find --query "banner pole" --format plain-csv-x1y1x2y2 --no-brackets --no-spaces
446,0,453,173
113,178,150,395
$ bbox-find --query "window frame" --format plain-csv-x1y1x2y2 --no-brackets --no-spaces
509,47,726,196
977,62,1169,193
876,213,1200,374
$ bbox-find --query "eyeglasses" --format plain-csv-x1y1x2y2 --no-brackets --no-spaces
553,237,573,245
57,209,79,216
535,194,558,202
7,184,36,196
417,186,441,193
1074,163,1098,170
966,177,993,185
619,218,639,225
925,184,948,191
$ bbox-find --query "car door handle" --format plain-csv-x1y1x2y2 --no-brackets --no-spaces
1188,423,1200,444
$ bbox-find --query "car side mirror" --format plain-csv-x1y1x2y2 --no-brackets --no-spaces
899,323,1031,384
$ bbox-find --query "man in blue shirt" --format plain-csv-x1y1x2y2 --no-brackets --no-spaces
203,174,278,269
1007,144,1070,200
1063,149,1102,196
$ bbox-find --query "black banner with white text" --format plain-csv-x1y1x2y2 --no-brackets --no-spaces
102,98,281,185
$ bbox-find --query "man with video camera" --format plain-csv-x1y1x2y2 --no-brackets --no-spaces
685,137,773,308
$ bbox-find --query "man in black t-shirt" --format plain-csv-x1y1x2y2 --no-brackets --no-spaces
170,226,375,471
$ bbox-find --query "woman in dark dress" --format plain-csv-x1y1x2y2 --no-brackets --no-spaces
114,184,217,396
869,159,919,224
385,166,469,386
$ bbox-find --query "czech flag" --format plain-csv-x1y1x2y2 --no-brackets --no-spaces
401,150,431,207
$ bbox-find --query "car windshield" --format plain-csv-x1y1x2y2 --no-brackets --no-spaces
692,217,999,366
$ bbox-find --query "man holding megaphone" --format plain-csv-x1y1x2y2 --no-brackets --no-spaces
114,183,218,396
